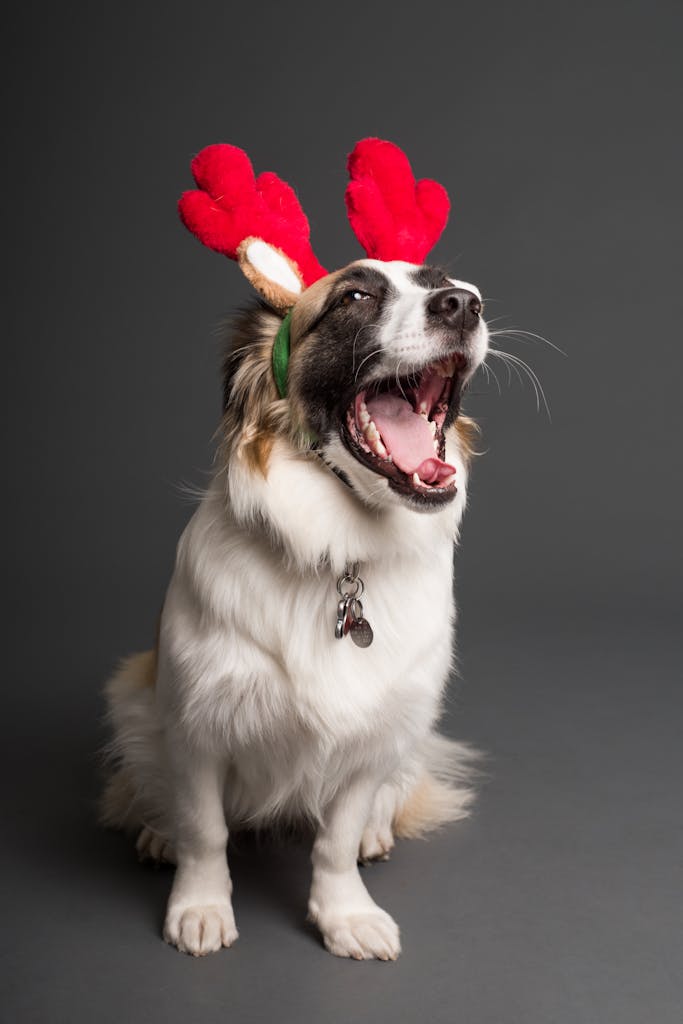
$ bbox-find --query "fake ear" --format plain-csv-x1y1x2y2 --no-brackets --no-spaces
179,144,327,312
237,238,304,313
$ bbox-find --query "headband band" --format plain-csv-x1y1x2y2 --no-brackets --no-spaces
272,311,292,399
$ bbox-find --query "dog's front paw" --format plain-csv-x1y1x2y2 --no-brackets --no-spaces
315,907,401,961
163,903,238,956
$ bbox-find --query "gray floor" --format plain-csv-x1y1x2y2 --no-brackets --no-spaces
3,603,680,1024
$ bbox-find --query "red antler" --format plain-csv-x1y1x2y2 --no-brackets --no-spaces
179,144,327,288
345,138,450,264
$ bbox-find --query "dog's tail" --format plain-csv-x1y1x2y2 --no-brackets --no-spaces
99,650,167,834
392,734,482,839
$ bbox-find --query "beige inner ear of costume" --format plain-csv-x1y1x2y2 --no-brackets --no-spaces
237,238,304,313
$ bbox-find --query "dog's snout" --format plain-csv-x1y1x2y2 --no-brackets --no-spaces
427,288,482,329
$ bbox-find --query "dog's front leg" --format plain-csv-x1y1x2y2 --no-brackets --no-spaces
162,734,237,956
309,774,401,960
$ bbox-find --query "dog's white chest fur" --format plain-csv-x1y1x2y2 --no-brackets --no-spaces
156,454,460,826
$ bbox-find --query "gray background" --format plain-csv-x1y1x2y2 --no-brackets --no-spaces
3,1,682,1021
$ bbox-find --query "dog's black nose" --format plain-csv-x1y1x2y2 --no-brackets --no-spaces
427,288,482,329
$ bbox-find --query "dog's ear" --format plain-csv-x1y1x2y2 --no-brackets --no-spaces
179,145,328,313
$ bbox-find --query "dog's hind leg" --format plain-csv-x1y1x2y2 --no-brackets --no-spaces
136,825,176,864
100,651,171,846
359,784,396,862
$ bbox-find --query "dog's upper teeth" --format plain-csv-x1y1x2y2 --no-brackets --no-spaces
428,420,436,436
418,401,429,416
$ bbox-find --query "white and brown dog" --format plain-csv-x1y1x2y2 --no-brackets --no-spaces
102,142,489,961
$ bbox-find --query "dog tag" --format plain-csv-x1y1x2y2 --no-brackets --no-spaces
348,599,373,648
350,615,374,648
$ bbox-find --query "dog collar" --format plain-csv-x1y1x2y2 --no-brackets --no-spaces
272,311,292,399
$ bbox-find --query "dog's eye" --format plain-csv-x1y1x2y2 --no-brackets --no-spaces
341,289,374,306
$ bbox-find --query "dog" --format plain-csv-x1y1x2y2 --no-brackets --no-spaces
101,141,489,961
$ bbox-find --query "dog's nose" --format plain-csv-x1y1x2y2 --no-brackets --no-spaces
427,288,482,329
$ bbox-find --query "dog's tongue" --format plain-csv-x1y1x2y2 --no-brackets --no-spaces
365,393,455,484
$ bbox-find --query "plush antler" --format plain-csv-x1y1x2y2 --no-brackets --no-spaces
179,144,328,311
345,138,450,264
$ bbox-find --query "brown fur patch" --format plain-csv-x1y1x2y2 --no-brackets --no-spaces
454,415,481,466
217,307,288,478
393,772,474,838
288,267,343,346
216,302,319,479
100,769,137,829
122,649,157,689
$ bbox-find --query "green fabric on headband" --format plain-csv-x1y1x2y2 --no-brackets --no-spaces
272,311,292,399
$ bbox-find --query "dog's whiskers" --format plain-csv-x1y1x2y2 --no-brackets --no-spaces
487,326,566,357
486,348,551,419
479,359,502,395
351,323,381,376
354,346,385,385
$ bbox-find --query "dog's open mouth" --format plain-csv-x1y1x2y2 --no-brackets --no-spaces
342,354,465,503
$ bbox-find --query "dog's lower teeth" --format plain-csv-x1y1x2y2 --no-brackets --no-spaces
412,472,421,486
442,472,456,486
358,401,370,428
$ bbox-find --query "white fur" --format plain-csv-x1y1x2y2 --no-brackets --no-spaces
103,268,487,961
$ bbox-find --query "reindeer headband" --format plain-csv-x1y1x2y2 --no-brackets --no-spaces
179,138,451,396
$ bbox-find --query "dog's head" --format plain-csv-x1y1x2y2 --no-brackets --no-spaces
182,138,487,512
221,259,487,512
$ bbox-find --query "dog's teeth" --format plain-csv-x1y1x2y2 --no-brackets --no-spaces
442,472,457,486
358,401,370,428
433,439,440,453
412,472,422,486
418,401,429,416
362,417,387,457
428,420,436,436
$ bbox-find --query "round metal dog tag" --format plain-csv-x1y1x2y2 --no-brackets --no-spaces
350,616,374,648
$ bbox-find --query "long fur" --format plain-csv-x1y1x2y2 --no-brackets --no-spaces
101,259,489,959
